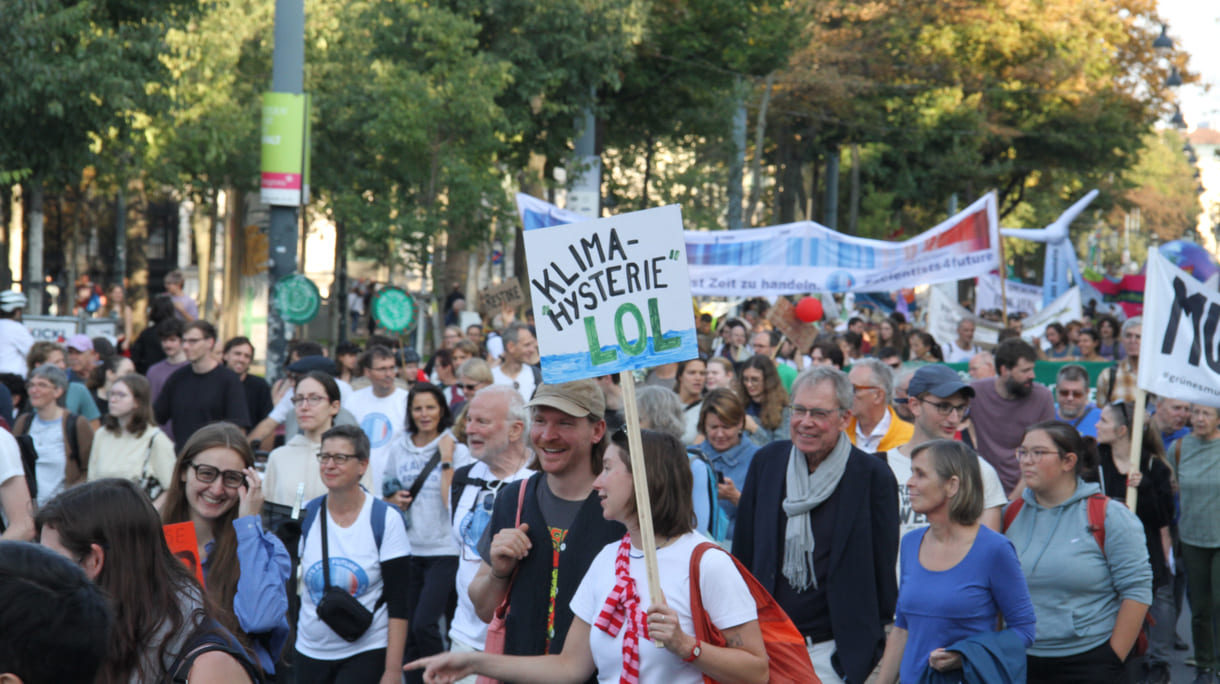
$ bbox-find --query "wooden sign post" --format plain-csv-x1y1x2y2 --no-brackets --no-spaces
523,205,699,606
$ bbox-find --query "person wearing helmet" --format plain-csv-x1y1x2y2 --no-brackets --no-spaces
0,291,33,378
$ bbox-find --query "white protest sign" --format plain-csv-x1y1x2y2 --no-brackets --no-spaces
525,205,698,384
1138,251,1220,407
928,287,1000,350
976,274,1043,317
23,316,78,342
1020,287,1082,342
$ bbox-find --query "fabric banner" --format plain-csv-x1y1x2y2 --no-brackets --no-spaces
976,274,1043,317
928,287,1000,350
1138,250,1220,407
516,192,1000,297
1019,287,1082,341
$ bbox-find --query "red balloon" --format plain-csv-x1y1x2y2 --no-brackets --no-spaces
795,296,823,323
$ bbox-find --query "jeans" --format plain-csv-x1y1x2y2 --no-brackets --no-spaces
1183,543,1220,671
1146,581,1175,666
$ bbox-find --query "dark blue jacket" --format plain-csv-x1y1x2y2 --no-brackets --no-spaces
732,439,899,684
916,628,1028,684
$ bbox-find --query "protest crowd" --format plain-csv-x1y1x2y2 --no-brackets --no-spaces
3,265,1220,684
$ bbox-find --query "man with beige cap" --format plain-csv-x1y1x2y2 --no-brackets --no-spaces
467,380,624,680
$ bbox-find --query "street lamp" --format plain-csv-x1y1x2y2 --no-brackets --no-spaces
1153,25,1173,50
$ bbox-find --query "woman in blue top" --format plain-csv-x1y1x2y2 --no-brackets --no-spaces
696,388,760,540
876,440,1036,684
161,422,292,677
1005,421,1151,684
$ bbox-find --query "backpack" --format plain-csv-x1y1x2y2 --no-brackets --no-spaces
1002,493,1151,656
686,448,729,544
164,617,265,683
688,542,818,684
12,411,82,497
300,495,390,552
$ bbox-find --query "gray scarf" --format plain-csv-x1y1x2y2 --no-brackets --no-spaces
781,433,851,592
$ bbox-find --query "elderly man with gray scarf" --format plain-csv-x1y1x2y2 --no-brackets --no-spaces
733,366,899,684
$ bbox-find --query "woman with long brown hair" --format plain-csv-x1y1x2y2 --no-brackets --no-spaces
161,422,292,677
734,355,790,446
87,373,175,509
37,478,260,683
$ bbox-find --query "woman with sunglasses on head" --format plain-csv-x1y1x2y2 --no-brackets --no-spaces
407,429,770,684
161,422,292,678
1094,400,1175,682
296,425,411,684
1005,420,1151,683
384,382,472,683
449,358,494,442
37,478,261,683
265,371,371,507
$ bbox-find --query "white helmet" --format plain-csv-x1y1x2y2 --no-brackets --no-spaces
0,290,28,313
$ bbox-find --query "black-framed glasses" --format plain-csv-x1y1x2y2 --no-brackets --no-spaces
188,463,246,489
912,397,970,419
317,451,358,465
292,395,329,407
459,382,480,392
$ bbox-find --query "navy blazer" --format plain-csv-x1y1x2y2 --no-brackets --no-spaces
732,439,899,684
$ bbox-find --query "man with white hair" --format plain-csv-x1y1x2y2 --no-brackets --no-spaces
846,358,912,453
447,385,534,675
967,351,995,380
942,318,982,363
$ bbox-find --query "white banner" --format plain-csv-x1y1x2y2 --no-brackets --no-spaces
928,287,1000,351
1019,287,1083,342
976,274,1043,317
1138,251,1220,407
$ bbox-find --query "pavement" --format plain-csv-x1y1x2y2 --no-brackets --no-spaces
1133,602,1205,683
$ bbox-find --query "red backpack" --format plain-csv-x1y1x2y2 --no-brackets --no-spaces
1002,492,1151,656
688,542,820,684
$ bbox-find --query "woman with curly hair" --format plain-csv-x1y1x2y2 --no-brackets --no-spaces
734,355,790,447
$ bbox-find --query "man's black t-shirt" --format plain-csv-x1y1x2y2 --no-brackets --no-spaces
154,364,251,451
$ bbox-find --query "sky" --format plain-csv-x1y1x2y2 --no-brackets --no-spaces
1158,0,1220,129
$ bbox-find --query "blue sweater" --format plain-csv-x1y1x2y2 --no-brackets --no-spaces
1004,479,1152,657
895,526,1036,683
698,439,759,538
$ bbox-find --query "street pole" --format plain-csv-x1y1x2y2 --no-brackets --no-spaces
266,0,304,384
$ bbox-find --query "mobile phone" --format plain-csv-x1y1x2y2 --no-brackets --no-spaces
716,471,726,484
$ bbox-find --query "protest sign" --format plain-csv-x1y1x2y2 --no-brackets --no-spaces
976,274,1043,317
928,287,1000,350
478,279,524,315
163,521,206,589
1020,287,1082,342
1138,250,1220,408
524,205,698,385
767,297,818,353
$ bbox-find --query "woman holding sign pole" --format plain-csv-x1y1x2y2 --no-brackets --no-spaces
406,429,770,683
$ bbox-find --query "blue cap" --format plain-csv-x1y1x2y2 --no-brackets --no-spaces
287,355,337,375
908,364,974,399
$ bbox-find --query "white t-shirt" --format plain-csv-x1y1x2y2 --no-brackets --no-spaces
0,319,33,378
942,340,981,364
345,387,409,496
29,415,66,506
448,459,533,649
570,533,758,684
884,446,1007,541
0,430,25,528
383,430,471,556
491,365,536,401
296,492,411,660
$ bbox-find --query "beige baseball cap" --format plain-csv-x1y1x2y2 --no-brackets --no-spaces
527,379,606,420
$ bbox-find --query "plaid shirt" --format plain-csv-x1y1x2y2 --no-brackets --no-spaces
1096,358,1138,407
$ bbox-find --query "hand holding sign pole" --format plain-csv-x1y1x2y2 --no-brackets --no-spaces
524,205,698,608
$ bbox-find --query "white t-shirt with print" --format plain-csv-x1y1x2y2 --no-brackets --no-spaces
296,492,411,660
0,430,25,528
29,415,66,506
491,365,536,401
383,430,471,556
570,532,758,684
885,446,1007,542
345,386,409,496
448,459,533,650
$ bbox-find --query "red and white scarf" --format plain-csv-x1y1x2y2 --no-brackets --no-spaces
594,534,649,684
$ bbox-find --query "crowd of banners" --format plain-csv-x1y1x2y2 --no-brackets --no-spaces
1138,250,1220,408
927,285,1082,351
516,192,1001,298
975,274,1044,317
523,205,698,384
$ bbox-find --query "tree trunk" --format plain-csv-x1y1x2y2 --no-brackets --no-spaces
194,194,215,321
727,78,747,231
744,73,774,227
220,187,243,341
126,178,149,333
27,182,45,315
823,144,840,230
334,219,347,344
848,143,860,235
641,137,654,207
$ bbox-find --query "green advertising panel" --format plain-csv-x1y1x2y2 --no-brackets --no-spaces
373,287,417,333
273,274,320,325
260,92,311,206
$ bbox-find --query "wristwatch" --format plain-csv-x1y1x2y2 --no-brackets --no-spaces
441,461,453,470
683,639,702,663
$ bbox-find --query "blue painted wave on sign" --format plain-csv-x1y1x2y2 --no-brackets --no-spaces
540,329,698,384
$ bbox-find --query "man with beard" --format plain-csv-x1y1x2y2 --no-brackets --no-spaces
968,338,1054,498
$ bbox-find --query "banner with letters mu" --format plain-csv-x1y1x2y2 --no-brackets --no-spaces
1139,250,1220,408
516,192,1001,298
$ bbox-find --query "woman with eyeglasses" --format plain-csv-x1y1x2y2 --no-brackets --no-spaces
876,440,1035,683
1005,421,1151,683
1094,400,1175,681
407,429,770,684
87,373,175,509
161,422,292,678
1174,404,1220,682
734,355,790,447
265,371,371,507
384,382,471,683
295,424,411,684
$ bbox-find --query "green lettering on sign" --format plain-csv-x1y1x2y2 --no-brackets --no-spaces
585,317,618,365
615,303,647,356
650,298,681,351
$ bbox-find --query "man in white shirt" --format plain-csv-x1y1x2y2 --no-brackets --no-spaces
0,428,33,540
885,364,1006,540
491,322,540,400
0,291,33,378
345,345,408,495
942,318,982,363
447,385,534,669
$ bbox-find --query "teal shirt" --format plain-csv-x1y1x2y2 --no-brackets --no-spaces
1177,434,1220,548
65,382,100,421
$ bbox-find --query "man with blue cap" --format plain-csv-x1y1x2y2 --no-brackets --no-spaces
883,364,1007,540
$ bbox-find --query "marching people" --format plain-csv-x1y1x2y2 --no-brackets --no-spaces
86,373,176,509
735,355,791,447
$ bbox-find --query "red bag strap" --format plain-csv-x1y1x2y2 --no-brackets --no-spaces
492,477,532,617
1087,492,1107,553
1001,499,1024,532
